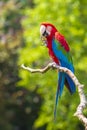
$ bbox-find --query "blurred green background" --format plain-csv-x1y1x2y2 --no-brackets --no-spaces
0,0,87,130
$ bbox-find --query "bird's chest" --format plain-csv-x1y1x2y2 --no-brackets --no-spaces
47,41,59,64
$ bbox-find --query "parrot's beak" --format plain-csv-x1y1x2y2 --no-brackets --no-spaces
41,36,47,46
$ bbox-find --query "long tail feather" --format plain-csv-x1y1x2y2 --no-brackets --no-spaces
54,72,65,120
54,85,59,120
54,72,76,120
65,74,76,94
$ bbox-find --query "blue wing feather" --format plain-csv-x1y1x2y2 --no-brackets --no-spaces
52,39,73,68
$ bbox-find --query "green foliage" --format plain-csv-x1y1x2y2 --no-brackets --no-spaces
0,0,87,130
0,0,42,130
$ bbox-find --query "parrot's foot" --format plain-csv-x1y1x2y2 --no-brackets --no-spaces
49,62,59,69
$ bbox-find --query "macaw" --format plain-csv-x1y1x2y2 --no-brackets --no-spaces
40,22,76,119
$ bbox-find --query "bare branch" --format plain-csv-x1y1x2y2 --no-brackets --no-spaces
21,63,56,73
21,62,87,129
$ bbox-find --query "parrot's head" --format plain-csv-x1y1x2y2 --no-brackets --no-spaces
40,22,58,46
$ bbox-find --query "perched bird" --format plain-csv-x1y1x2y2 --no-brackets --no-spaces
40,22,76,119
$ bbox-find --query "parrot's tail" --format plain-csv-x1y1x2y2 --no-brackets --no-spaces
54,72,65,120
54,72,76,120
65,74,76,94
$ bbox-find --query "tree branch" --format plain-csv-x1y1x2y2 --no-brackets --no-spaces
21,62,87,129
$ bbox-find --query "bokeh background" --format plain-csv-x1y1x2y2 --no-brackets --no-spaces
0,0,87,130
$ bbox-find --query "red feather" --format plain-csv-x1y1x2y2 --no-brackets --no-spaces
55,32,70,52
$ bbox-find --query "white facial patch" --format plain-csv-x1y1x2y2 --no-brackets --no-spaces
40,25,46,35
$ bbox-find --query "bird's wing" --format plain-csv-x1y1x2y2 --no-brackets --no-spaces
55,32,70,52
52,32,74,71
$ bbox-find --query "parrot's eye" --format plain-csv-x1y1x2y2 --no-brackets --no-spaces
42,30,48,37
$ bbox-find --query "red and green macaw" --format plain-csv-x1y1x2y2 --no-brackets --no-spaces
40,22,76,118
